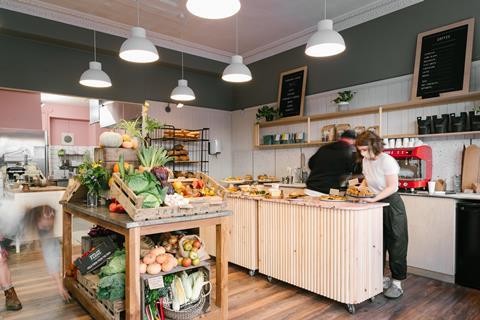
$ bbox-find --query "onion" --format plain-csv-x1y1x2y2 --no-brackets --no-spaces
168,236,178,245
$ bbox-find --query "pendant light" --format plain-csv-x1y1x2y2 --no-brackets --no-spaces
79,30,112,88
186,0,241,20
222,15,252,83
119,0,159,63
170,52,196,101
305,0,346,58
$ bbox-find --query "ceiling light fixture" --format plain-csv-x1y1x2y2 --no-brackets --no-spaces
119,0,159,63
222,15,251,83
186,0,241,20
176,103,184,109
170,52,196,101
79,30,112,88
305,0,346,58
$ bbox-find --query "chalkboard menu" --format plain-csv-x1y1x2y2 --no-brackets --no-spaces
277,66,307,118
412,18,474,100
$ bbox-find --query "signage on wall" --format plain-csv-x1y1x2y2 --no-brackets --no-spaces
277,66,307,118
411,18,475,100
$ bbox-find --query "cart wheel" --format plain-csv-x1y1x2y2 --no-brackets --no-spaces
267,276,273,283
346,304,356,314
369,296,375,303
248,270,255,277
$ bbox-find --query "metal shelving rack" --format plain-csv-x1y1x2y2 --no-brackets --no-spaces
147,125,210,174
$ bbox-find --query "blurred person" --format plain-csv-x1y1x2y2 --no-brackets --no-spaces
306,130,360,195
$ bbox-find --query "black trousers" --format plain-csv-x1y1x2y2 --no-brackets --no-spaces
383,193,408,280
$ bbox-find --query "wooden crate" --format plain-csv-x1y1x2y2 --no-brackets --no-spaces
76,270,125,320
110,173,178,221
110,172,228,222
94,147,139,170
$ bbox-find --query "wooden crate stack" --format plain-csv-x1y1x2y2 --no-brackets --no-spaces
94,147,139,170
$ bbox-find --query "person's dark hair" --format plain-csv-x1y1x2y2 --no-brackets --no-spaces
340,129,356,140
356,131,384,156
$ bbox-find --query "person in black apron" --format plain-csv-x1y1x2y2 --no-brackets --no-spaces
356,131,408,299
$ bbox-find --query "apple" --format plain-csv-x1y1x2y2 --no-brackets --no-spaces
177,257,183,265
192,258,200,266
182,251,190,258
191,247,198,253
182,258,192,268
183,243,193,251
189,251,199,260
193,240,201,249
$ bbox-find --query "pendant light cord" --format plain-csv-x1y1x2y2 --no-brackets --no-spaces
137,0,140,26
235,15,238,55
181,52,184,79
93,30,97,61
324,0,327,20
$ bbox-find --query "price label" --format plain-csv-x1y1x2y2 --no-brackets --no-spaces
148,276,165,290
329,189,340,196
348,178,360,186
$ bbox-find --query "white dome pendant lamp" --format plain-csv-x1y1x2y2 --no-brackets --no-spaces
79,30,112,88
186,0,241,20
222,15,252,83
170,52,195,102
305,0,346,58
119,0,159,63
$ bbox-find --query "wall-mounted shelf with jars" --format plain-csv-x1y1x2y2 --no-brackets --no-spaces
253,91,480,149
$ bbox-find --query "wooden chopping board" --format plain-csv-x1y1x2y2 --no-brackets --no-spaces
461,144,480,191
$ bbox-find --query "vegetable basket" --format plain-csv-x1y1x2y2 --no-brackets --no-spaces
110,172,178,221
163,269,211,320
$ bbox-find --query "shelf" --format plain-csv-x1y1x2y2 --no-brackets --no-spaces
150,137,207,142
257,116,307,128
257,140,330,150
256,91,480,128
384,131,480,139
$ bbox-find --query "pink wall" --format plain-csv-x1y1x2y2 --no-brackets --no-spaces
0,89,42,130
42,103,106,146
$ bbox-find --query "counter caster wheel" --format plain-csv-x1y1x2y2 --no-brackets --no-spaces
248,270,255,277
369,297,375,303
346,304,356,314
267,276,273,283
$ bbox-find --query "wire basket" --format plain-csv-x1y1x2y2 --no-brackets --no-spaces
163,270,211,320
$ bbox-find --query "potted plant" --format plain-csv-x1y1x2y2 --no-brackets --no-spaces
256,105,280,122
333,91,356,111
473,105,480,116
78,157,109,207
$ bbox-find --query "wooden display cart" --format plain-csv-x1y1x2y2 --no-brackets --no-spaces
62,202,231,320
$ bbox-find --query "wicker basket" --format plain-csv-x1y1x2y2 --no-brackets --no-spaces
163,270,211,320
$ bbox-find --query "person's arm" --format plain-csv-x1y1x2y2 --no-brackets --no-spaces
364,174,397,202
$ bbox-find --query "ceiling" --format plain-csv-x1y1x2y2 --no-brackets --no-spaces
2,0,423,63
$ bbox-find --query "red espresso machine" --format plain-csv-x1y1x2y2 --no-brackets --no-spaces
384,145,432,190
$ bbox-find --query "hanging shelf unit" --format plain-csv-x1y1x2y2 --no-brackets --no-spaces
254,91,480,149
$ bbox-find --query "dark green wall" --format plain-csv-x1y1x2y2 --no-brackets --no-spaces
0,9,234,110
234,0,480,109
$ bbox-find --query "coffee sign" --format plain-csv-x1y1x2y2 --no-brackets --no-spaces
277,66,307,118
412,18,474,100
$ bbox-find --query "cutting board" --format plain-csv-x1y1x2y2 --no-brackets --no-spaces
461,144,480,191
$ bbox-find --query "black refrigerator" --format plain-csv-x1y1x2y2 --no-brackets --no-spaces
456,201,480,289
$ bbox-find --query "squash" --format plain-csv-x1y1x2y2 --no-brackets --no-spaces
131,138,139,150
122,134,131,142
122,141,133,149
139,262,147,274
156,253,169,264
146,263,162,275
143,253,156,265
99,132,123,148
150,246,166,256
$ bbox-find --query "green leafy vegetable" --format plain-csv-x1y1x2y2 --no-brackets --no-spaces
97,249,126,301
137,146,172,169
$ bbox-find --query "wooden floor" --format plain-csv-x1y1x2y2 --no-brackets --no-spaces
1,249,480,320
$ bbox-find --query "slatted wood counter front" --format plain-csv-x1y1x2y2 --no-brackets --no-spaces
62,202,231,320
202,195,386,309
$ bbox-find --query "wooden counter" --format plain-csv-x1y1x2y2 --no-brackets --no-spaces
202,194,387,313
62,202,232,320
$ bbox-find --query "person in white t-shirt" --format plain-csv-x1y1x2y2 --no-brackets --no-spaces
356,131,408,299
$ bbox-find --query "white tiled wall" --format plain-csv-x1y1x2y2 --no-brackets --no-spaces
147,101,232,181
232,61,480,185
